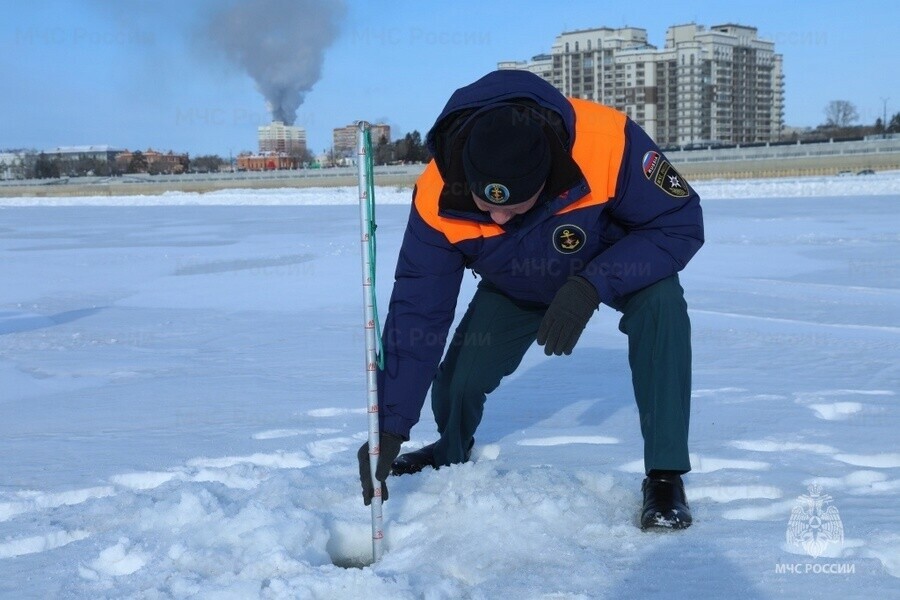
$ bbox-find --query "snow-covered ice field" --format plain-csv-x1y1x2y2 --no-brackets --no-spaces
0,173,898,598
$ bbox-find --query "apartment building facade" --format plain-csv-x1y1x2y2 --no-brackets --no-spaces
258,121,307,155
499,23,784,147
332,123,391,158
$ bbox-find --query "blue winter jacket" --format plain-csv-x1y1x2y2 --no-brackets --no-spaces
378,70,704,439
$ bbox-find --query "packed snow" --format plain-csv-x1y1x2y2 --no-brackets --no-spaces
0,172,898,598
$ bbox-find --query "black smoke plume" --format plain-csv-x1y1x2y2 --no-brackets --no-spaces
208,0,345,125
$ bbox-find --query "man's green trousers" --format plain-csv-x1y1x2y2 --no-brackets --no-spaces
430,275,692,474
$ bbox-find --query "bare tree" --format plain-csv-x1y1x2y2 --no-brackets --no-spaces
127,151,149,174
190,155,226,174
889,112,900,133
824,100,859,128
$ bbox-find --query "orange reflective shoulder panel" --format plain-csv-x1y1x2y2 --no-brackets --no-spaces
555,99,627,216
415,100,626,233
413,160,504,244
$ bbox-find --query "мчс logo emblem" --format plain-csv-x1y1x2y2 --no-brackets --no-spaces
552,225,586,254
786,484,844,559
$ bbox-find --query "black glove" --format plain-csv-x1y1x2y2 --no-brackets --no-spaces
536,276,600,356
357,432,404,506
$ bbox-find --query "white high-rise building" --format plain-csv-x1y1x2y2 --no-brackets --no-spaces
500,23,784,147
258,121,307,155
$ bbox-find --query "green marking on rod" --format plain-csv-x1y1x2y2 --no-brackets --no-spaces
363,129,385,369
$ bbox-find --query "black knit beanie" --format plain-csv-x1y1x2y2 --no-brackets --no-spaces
462,107,551,205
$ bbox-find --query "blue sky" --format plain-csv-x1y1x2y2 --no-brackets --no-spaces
1,0,898,156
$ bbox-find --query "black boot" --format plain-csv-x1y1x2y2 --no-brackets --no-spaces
391,439,474,476
640,472,692,530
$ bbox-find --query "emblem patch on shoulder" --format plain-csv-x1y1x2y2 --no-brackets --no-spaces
485,183,510,204
642,151,660,178
552,225,586,254
641,151,690,198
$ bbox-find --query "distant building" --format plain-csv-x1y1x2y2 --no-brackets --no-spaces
497,53,553,80
45,145,124,162
115,149,189,174
259,121,307,155
43,145,125,174
782,125,814,140
332,123,391,158
0,151,29,179
500,23,784,147
236,153,301,171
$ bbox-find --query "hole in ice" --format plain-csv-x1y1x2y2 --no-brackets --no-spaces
330,554,374,569
326,519,376,569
